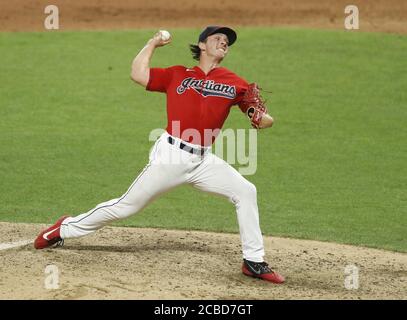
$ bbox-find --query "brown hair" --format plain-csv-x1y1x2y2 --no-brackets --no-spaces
189,44,201,61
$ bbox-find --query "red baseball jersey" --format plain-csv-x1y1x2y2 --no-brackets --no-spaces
146,65,250,146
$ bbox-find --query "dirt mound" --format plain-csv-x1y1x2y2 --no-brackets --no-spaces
0,222,405,299
1,0,407,33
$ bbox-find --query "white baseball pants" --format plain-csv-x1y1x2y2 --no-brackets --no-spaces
60,131,265,262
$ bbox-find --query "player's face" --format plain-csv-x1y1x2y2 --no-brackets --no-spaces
203,33,229,61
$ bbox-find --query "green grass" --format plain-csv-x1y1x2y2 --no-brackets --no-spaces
0,28,406,252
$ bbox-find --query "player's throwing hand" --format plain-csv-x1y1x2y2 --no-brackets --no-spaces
150,30,172,47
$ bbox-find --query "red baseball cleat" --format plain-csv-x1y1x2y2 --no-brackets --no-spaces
34,216,70,249
242,259,285,284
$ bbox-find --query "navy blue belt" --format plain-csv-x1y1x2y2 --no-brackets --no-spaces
167,136,206,156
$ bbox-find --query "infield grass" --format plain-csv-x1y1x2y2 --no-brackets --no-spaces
0,28,406,252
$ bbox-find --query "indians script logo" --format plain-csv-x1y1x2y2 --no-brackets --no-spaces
177,77,236,99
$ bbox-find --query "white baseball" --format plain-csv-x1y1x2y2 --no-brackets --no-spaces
159,30,171,41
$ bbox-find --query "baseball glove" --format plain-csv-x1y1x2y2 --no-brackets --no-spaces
241,83,268,129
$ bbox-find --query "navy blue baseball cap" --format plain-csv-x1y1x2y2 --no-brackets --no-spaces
198,26,237,46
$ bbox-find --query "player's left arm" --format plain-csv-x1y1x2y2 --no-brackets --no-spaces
259,113,274,129
239,83,274,130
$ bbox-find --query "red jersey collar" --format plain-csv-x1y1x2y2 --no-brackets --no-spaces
193,65,225,76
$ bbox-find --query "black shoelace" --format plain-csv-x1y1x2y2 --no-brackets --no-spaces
53,239,64,248
257,262,272,273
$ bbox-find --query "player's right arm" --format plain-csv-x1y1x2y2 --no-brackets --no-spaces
130,32,172,87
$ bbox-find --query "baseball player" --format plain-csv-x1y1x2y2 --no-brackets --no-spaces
34,26,285,284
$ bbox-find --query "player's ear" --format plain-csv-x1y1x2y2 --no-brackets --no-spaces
198,42,206,51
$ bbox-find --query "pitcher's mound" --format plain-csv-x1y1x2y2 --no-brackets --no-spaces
0,222,406,299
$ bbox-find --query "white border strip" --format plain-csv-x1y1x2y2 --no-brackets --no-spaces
0,239,32,251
